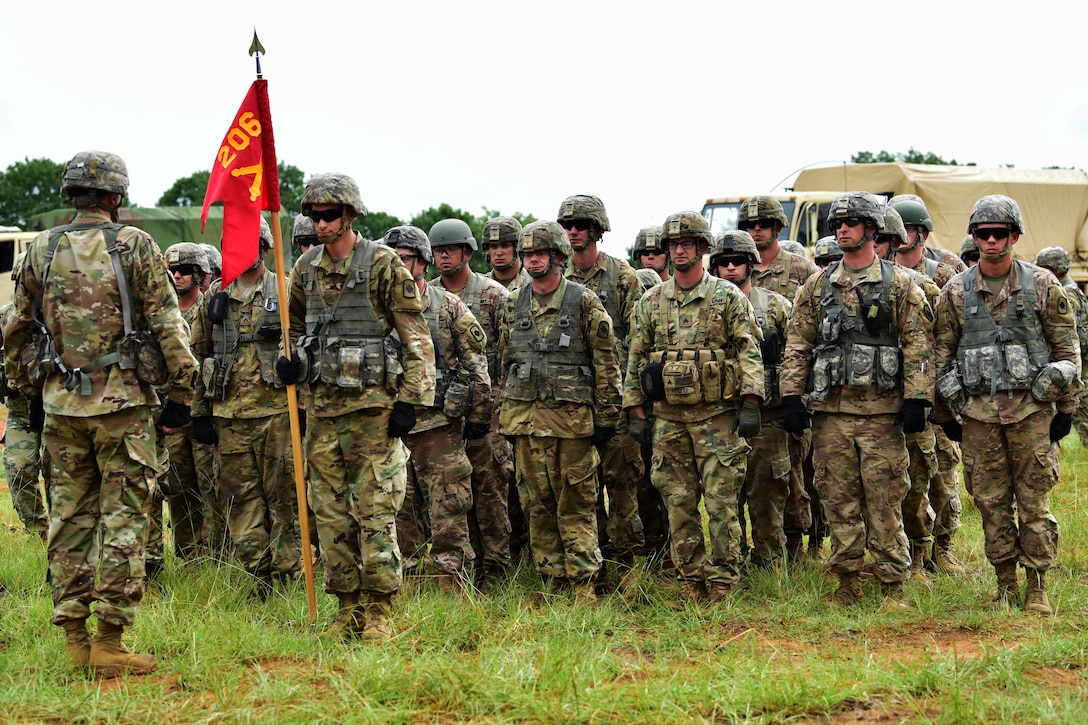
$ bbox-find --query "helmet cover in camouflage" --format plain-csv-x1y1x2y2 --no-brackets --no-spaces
827,192,887,231
636,267,662,291
293,213,317,243
661,211,713,247
518,220,573,257
1031,360,1078,403
709,229,759,265
557,194,611,232
633,225,666,254
165,242,211,275
1036,246,1071,277
11,251,27,282
814,236,842,262
301,172,368,218
383,225,433,264
880,207,910,248
960,235,979,257
736,195,789,228
968,194,1025,234
61,150,129,196
779,239,806,257
481,216,522,249
889,198,934,233
200,243,223,273
428,218,478,251
258,216,274,252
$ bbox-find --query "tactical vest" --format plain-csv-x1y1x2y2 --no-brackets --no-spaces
206,272,281,399
749,286,782,406
297,239,396,389
451,273,499,380
809,259,902,404
956,261,1050,400
502,281,595,404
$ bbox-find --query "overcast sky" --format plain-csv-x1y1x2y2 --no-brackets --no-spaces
3,1,1086,258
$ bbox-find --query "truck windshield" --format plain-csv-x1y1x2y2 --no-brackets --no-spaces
702,201,795,241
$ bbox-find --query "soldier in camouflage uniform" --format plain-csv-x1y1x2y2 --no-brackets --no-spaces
279,173,436,640
482,215,529,291
781,192,934,608
888,195,967,275
738,195,822,562
1035,247,1088,446
0,254,49,540
960,236,980,267
625,211,765,603
498,220,622,600
711,230,792,570
293,213,320,257
814,236,843,268
633,225,670,283
428,218,515,585
561,195,645,589
190,219,302,599
385,226,491,591
5,150,197,675
934,196,1081,615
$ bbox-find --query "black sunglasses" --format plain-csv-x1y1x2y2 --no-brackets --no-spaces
169,264,196,276
716,255,749,267
832,217,865,228
560,219,592,232
973,228,1012,242
307,207,343,223
874,234,899,244
738,219,775,231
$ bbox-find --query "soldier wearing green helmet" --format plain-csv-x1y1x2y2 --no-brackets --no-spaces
498,220,622,602
933,194,1081,615
1035,246,1088,448
781,191,934,608
624,211,765,606
888,195,967,274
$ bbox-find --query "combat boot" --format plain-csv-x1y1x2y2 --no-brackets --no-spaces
832,572,862,608
1024,568,1053,615
615,553,638,597
435,574,461,596
990,561,1019,607
359,593,394,641
325,591,362,640
706,582,733,606
89,621,156,677
63,619,91,669
678,579,708,604
572,578,598,605
879,580,908,610
807,534,824,561
909,541,933,582
932,534,966,577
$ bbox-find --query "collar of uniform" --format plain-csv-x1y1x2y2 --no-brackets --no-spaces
663,270,711,302
316,239,358,275
72,209,113,225
829,258,882,287
975,261,1022,305
531,276,568,313
226,267,269,302
570,250,609,278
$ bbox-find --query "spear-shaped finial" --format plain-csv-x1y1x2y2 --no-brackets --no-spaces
249,29,266,78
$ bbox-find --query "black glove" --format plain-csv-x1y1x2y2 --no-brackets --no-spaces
29,395,45,432
191,416,218,445
782,395,811,436
388,401,416,438
731,399,762,438
628,414,653,444
938,419,963,443
591,425,617,446
894,398,928,435
463,421,490,440
276,356,304,386
1051,412,1073,442
158,400,191,429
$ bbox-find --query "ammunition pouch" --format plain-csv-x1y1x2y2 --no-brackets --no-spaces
936,362,967,414
649,348,737,404
124,331,169,387
441,370,473,419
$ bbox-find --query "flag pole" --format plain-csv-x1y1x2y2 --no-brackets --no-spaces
250,31,318,624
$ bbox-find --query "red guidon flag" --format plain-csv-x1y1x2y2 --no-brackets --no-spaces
200,79,280,288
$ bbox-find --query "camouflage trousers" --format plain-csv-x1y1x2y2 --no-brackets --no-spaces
637,433,669,559
651,411,747,587
217,413,302,577
465,427,513,572
961,411,1059,571
400,423,475,575
2,399,49,537
1073,388,1088,445
513,435,602,584
783,428,814,539
45,407,161,627
740,415,791,568
163,423,206,561
812,412,910,584
903,426,937,543
931,426,963,539
595,420,645,559
307,408,406,595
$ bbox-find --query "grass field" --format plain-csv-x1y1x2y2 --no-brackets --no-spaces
2,435,1088,724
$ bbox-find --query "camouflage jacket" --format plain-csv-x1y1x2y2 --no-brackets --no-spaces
781,258,934,415
498,277,622,438
430,271,508,385
752,248,818,304
624,271,765,423
287,234,436,417
191,269,288,419
485,266,529,292
412,285,492,433
902,254,956,289
925,245,967,274
4,210,197,415
1060,274,1088,367
748,285,792,414
566,250,641,374
935,262,1081,424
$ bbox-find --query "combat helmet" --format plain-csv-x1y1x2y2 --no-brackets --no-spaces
301,173,368,218
165,242,211,276
968,194,1026,234
779,240,806,257
959,235,979,260
200,243,223,275
258,216,274,252
661,211,713,247
710,230,759,267
383,225,433,265
632,225,666,255
813,236,842,266
636,267,662,291
293,213,317,246
889,198,934,234
737,195,789,228
61,150,129,197
429,218,478,251
518,220,573,258
481,216,522,249
827,192,886,230
557,195,611,233
880,207,910,251
1036,246,1071,278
